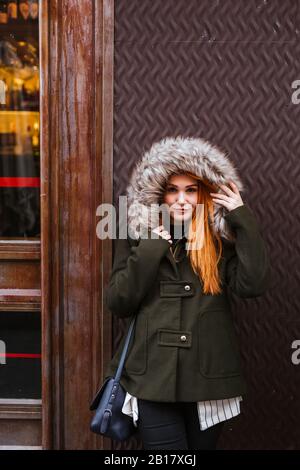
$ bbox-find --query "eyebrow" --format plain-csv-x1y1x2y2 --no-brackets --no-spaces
167,184,198,188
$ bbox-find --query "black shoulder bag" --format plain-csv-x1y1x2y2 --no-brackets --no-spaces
89,315,137,441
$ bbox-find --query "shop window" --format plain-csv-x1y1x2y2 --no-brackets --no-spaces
0,0,40,237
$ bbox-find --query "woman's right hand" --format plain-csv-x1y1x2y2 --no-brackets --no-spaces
151,225,173,244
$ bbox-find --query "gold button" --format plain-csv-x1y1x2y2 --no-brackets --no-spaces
184,285,191,291
180,335,187,342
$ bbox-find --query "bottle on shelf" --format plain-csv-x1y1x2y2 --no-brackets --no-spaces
0,0,8,24
29,0,38,20
22,124,32,156
9,120,21,156
31,119,39,157
7,0,17,21
19,0,29,22
10,120,23,156
10,83,22,110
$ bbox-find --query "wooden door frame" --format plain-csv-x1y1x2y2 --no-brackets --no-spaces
40,0,114,449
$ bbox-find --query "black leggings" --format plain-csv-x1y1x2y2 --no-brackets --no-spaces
137,398,224,450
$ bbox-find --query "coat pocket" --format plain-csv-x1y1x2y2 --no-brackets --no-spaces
124,312,148,375
198,308,241,378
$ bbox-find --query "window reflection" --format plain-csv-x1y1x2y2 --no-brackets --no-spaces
0,0,40,237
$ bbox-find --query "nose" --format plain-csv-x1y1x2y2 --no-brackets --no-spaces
177,191,186,204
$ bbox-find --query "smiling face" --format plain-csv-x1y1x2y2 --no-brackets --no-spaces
162,173,199,224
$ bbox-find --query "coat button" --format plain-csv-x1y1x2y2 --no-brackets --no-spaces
180,335,187,342
184,285,191,291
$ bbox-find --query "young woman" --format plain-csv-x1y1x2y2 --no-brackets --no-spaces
104,136,270,450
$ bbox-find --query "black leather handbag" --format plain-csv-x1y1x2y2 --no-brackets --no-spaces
89,315,137,441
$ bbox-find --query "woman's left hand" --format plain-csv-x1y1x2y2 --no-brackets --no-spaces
210,181,244,212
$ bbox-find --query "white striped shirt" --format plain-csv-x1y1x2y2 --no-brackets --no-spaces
122,392,242,430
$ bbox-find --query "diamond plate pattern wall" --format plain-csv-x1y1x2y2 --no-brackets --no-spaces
111,0,300,450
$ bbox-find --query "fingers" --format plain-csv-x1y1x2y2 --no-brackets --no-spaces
226,181,240,196
210,179,244,212
212,200,232,210
152,225,173,243
210,181,239,211
211,193,231,201
229,181,239,192
218,182,236,196
210,181,239,197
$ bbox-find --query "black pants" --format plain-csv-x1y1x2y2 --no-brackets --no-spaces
137,398,224,450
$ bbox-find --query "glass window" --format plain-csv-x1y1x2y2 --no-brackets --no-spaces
0,1,41,402
0,0,40,237
0,311,41,399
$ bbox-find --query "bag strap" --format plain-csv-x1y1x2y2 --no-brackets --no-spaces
114,314,137,382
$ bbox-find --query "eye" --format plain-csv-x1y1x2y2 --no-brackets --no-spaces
166,187,197,193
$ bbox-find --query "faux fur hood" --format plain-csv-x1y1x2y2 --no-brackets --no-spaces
126,136,244,242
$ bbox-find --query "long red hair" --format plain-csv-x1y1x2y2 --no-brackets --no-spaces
165,171,224,295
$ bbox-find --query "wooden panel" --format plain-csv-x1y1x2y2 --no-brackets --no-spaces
0,399,42,419
40,0,51,450
0,289,41,311
40,0,114,449
0,420,41,446
0,399,42,446
0,240,40,260
0,261,40,289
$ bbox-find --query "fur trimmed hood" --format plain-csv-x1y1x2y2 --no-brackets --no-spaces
126,136,244,242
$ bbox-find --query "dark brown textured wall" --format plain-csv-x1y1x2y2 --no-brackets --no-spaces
112,0,300,449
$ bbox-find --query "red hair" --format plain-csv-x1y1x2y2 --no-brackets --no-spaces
165,171,223,295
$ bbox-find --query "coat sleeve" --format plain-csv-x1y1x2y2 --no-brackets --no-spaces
224,204,270,298
105,234,171,318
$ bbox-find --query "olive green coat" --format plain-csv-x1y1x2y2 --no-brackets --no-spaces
104,204,270,402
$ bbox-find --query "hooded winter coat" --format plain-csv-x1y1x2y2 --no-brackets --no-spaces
104,136,270,402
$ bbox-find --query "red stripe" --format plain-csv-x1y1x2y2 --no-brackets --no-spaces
0,177,40,187
0,353,41,358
